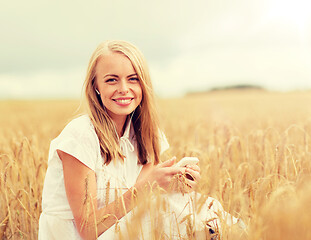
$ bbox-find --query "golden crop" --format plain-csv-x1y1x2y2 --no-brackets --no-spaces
1,90,311,239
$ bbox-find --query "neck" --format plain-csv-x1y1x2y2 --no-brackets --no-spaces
112,115,128,138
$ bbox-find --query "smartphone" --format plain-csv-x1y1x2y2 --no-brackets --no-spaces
176,157,199,167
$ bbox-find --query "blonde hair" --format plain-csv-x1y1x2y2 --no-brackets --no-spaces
83,40,161,165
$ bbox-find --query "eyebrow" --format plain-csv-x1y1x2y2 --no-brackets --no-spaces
103,74,118,78
103,73,137,78
127,73,138,78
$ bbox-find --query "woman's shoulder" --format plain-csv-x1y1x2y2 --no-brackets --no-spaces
59,114,96,140
48,114,101,171
66,114,93,129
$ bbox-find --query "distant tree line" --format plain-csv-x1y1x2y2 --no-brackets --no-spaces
186,84,265,96
210,84,264,91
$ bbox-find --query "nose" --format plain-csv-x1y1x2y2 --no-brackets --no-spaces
118,79,129,94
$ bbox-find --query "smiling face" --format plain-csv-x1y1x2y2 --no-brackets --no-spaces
95,51,143,124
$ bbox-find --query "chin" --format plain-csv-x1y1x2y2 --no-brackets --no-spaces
109,108,136,118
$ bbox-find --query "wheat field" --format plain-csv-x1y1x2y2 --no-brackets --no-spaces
1,90,311,239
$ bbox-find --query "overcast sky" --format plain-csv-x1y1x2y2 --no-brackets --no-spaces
1,0,311,99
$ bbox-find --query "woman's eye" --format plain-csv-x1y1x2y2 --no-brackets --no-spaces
105,78,116,83
129,77,139,82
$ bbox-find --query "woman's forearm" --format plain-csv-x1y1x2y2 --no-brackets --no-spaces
78,186,140,240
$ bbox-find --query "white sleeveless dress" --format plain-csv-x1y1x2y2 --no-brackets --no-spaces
38,115,241,239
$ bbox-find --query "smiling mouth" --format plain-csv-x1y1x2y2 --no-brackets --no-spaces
113,98,134,104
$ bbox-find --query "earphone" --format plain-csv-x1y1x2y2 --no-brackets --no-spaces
95,89,100,95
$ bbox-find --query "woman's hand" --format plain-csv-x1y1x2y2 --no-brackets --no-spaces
135,157,185,193
135,157,201,194
183,163,201,191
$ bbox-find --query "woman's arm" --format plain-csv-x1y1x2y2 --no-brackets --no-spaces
58,150,182,240
59,150,139,240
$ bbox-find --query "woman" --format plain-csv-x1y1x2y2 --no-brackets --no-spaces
39,40,240,240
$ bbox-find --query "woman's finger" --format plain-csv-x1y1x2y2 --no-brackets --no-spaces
185,164,200,172
185,167,201,182
164,166,184,176
185,178,197,191
158,157,176,168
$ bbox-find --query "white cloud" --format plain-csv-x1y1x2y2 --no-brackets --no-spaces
1,0,311,99
0,68,85,99
2,45,310,99
151,45,311,97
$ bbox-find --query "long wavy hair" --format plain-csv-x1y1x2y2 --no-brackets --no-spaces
83,40,161,165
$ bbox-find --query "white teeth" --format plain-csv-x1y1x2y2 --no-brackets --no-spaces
115,99,132,104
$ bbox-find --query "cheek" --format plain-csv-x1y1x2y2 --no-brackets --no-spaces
101,88,114,99
137,86,143,102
